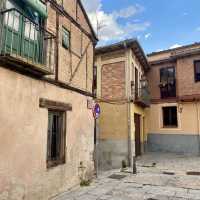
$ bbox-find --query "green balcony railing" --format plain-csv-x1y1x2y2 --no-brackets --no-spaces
0,8,55,75
135,87,151,107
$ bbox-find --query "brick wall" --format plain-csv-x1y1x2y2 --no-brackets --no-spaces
147,54,200,101
47,1,94,93
101,61,125,100
177,54,200,97
147,61,177,100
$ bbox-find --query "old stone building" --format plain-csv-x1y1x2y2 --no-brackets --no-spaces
147,42,200,155
95,39,150,170
0,0,97,199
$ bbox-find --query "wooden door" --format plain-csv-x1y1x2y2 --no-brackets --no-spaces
134,113,141,157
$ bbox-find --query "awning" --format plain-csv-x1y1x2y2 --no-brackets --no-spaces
23,0,48,18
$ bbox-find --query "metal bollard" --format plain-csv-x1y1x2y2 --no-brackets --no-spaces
133,156,137,174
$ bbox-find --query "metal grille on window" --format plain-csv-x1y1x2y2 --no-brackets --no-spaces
47,111,65,167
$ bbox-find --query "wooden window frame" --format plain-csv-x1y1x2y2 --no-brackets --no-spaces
162,106,178,128
194,60,200,82
39,98,72,168
47,110,66,168
160,66,176,99
93,65,97,96
62,26,70,50
135,67,139,99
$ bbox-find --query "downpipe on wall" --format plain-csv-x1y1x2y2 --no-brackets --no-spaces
123,41,132,167
195,101,200,156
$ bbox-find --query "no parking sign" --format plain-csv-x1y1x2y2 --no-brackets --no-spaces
93,103,101,119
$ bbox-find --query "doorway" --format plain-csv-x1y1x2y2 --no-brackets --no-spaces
134,113,141,157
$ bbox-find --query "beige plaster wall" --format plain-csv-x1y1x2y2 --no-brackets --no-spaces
95,47,147,144
130,104,147,142
99,103,128,140
0,67,94,200
147,102,200,135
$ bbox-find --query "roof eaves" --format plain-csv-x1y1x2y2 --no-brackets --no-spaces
78,0,98,43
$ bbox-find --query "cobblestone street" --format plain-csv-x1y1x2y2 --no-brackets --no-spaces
52,153,200,200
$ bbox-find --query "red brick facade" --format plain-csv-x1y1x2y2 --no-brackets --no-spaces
101,61,125,100
147,43,200,102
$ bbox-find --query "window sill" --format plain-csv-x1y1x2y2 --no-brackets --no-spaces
163,126,178,129
47,160,65,169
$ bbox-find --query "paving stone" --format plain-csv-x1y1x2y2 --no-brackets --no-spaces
53,153,200,200
74,194,98,200
97,194,112,200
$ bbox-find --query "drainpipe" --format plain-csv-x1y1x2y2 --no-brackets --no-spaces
124,41,132,167
55,11,59,81
195,101,200,156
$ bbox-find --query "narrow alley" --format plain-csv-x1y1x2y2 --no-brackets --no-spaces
53,153,200,200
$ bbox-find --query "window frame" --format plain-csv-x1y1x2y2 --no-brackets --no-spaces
39,98,72,169
62,26,70,50
47,110,66,168
135,67,139,99
162,106,178,128
93,65,97,96
194,60,200,82
160,66,176,99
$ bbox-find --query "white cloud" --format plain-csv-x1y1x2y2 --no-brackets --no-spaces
183,12,188,16
81,0,102,13
169,44,182,49
112,4,144,19
156,49,164,52
81,0,150,45
196,27,200,32
145,33,152,39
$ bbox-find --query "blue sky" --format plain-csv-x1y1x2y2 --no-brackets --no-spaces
82,0,200,54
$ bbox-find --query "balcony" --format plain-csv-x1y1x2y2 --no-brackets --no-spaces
0,8,55,76
133,87,151,107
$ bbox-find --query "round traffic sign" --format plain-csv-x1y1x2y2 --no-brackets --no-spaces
93,103,100,119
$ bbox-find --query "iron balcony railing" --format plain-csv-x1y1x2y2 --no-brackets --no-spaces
134,87,151,107
0,8,55,75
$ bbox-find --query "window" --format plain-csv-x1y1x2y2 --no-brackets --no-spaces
62,27,70,49
24,22,38,40
93,66,97,96
160,67,176,98
194,60,200,82
135,68,139,99
162,106,178,128
5,0,20,31
47,110,66,168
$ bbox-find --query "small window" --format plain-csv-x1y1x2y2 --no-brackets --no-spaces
93,66,97,96
162,106,178,128
194,60,200,82
47,110,66,168
62,27,70,49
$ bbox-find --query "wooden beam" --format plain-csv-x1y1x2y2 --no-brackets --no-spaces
39,98,72,111
69,41,91,82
